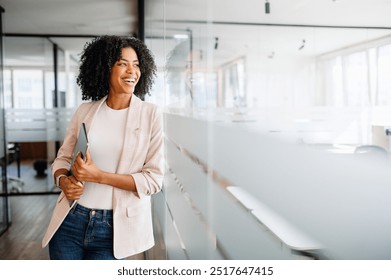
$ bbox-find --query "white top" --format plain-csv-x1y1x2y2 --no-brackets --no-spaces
78,102,129,209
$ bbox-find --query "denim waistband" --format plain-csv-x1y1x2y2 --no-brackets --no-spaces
71,203,113,220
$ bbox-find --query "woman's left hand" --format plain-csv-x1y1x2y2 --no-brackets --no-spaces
71,149,102,184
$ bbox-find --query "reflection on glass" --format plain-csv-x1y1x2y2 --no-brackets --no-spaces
145,0,391,260
220,57,246,108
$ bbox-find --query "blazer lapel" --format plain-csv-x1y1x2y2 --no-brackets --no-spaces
83,96,108,133
116,95,142,174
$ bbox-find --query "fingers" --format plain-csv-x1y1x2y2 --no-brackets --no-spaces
72,151,95,183
69,175,83,187
63,176,84,200
76,152,85,164
71,156,83,180
85,148,91,163
71,166,84,183
72,151,90,180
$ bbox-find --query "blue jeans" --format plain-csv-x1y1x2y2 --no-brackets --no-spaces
49,203,118,260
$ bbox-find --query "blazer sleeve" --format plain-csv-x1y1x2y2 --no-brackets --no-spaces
132,106,164,198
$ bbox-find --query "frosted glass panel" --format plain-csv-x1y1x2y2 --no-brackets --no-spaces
209,118,391,259
164,113,312,259
210,182,292,259
165,113,209,163
165,139,209,214
162,113,391,259
165,170,219,259
5,108,73,142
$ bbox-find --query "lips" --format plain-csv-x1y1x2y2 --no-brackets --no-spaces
123,76,137,85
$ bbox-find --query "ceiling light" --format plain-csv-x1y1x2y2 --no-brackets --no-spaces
173,34,189,39
299,39,306,50
265,0,270,14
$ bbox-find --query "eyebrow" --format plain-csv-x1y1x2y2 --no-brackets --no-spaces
118,58,139,63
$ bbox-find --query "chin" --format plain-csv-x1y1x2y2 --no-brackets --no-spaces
122,87,134,94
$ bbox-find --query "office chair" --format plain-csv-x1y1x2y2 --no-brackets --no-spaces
8,176,24,193
5,143,24,193
354,145,389,161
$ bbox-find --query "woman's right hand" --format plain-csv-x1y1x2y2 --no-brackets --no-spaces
59,175,84,201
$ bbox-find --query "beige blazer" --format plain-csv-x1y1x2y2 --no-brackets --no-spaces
42,95,164,259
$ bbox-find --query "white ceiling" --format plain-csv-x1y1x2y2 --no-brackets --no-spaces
1,0,391,66
0,0,137,58
0,0,137,35
162,0,391,28
160,0,391,66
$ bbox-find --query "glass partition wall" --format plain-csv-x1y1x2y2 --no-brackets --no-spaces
1,35,85,197
0,34,87,236
0,6,9,236
145,0,391,260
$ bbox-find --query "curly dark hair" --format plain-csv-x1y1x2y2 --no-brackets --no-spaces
76,35,157,101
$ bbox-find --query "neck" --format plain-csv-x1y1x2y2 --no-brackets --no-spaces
106,94,132,110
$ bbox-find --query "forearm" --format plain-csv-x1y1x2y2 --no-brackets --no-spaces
53,168,69,183
96,170,137,192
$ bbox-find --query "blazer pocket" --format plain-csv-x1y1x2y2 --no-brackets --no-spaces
126,201,150,218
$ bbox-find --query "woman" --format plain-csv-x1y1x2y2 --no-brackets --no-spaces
42,36,163,260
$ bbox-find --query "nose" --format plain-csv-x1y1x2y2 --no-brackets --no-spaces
126,64,136,73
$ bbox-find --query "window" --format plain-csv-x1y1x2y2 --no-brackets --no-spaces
12,70,44,109
318,42,391,107
377,44,391,105
219,57,246,108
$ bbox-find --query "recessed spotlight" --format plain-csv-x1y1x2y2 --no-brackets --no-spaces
265,0,270,14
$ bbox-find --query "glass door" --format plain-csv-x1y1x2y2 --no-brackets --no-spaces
0,5,10,235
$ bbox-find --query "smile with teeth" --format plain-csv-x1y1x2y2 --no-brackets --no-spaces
123,77,137,84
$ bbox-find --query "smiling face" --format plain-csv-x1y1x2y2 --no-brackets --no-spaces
108,47,141,97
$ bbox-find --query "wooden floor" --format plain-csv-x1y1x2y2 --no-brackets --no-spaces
0,195,56,259
0,160,166,260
